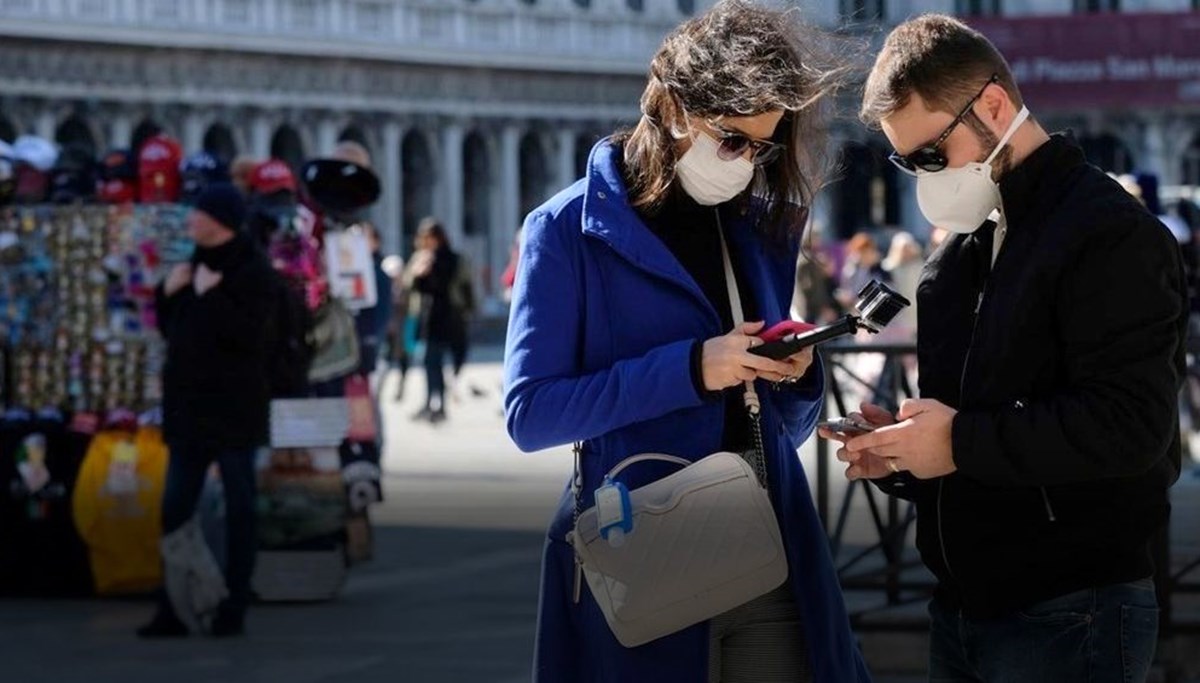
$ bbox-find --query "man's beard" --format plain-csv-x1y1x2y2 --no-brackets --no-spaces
966,112,1013,182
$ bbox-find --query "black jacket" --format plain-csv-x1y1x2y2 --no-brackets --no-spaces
412,246,465,344
156,233,278,450
879,134,1187,617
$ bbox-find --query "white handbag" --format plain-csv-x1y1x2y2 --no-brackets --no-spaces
566,216,788,648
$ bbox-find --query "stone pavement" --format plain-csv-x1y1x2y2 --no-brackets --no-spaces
2,347,1198,682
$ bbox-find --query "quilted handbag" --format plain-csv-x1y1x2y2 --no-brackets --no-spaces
565,215,788,647
567,450,787,647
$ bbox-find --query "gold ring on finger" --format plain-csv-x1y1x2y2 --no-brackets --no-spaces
887,458,900,474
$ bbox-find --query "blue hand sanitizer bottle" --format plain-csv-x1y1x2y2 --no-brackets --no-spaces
594,476,633,548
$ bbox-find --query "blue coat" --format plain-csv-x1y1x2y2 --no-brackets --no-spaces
504,140,872,683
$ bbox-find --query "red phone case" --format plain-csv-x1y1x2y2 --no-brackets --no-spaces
759,320,818,343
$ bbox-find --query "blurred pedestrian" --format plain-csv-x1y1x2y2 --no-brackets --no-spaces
836,232,887,311
793,232,839,324
356,222,392,378
410,218,465,424
879,231,922,340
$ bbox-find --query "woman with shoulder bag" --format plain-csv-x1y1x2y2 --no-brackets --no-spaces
503,2,871,682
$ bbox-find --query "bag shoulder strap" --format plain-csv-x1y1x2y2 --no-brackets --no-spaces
715,212,769,488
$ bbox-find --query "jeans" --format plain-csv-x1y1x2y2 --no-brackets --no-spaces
424,341,447,410
929,578,1159,683
161,442,259,613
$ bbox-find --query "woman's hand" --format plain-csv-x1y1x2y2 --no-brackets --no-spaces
758,346,814,384
701,321,794,391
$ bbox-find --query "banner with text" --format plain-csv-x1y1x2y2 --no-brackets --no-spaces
969,12,1200,110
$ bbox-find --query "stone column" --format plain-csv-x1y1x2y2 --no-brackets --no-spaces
382,121,404,257
442,121,466,250
182,110,206,156
109,112,133,149
250,114,272,158
35,109,55,142
556,127,576,189
318,117,340,157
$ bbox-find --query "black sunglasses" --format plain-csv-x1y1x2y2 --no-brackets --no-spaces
888,75,999,175
706,119,787,166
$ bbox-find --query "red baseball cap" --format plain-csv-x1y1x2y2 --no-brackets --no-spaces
249,159,297,195
137,134,183,203
98,178,138,204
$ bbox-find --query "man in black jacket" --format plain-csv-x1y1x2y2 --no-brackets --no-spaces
825,16,1188,681
138,183,277,638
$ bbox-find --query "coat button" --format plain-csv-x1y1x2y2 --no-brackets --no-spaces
597,191,607,200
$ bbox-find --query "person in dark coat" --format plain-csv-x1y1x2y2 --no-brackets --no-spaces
830,15,1188,681
139,183,278,639
410,218,465,423
503,2,871,681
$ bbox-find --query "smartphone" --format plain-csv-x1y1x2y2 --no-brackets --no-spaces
753,321,818,360
816,417,878,437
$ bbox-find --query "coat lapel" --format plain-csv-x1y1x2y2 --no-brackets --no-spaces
580,141,720,326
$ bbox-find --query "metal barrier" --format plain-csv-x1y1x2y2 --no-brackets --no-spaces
815,343,1200,635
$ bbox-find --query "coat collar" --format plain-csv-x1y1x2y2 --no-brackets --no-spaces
579,139,785,325
999,132,1087,231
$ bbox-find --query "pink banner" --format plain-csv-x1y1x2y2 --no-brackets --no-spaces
968,12,1200,110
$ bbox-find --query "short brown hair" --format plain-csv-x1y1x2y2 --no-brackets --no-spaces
615,0,849,245
860,14,1022,128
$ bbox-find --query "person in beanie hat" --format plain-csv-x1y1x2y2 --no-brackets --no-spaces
139,182,277,639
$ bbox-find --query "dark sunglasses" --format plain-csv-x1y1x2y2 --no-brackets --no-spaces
706,119,787,166
888,75,999,175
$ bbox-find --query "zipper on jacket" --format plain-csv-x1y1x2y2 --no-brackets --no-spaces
939,289,986,589
1040,487,1058,522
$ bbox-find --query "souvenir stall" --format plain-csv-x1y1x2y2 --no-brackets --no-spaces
0,134,387,601
0,203,187,597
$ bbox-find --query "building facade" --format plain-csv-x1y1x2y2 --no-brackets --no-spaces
1,0,1196,307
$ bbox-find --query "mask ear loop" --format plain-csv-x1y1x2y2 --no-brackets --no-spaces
984,106,1030,166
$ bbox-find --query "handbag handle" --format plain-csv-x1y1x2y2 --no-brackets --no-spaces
604,453,692,481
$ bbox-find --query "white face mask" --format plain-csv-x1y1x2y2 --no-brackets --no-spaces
915,106,1030,234
675,132,755,206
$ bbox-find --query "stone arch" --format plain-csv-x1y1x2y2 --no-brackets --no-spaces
462,130,494,297
55,114,99,158
203,122,238,163
270,123,307,174
401,128,438,256
519,130,553,218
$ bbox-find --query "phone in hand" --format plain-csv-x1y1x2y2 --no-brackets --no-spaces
753,320,819,360
817,417,879,438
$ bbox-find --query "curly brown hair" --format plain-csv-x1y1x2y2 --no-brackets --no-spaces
613,0,849,245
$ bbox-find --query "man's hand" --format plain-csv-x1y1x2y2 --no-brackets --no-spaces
818,403,898,481
193,263,223,296
164,263,193,297
701,322,794,392
844,398,958,479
